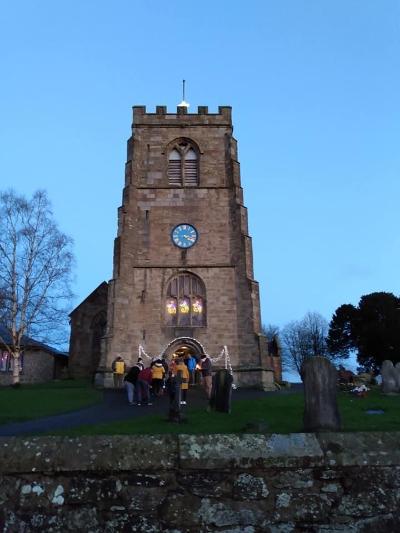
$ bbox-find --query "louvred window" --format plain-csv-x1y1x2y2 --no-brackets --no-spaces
167,142,199,187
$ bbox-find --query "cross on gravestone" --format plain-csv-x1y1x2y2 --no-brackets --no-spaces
209,369,233,413
381,360,399,394
303,356,341,432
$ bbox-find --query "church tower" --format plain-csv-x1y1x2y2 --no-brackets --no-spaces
96,104,276,389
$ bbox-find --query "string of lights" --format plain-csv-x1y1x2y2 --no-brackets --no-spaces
137,338,234,377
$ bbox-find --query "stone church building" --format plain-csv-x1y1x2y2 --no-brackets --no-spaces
69,104,281,388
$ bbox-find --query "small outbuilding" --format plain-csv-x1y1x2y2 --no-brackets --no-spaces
0,325,68,386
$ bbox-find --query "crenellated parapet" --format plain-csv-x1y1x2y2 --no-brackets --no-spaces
132,105,232,128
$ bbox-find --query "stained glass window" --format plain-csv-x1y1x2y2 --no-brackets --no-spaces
165,274,206,327
166,298,177,315
165,297,178,326
179,298,190,314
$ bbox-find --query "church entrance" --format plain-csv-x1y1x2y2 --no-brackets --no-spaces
162,337,204,362
162,337,204,386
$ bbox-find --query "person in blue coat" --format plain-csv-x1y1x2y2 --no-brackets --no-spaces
186,354,197,385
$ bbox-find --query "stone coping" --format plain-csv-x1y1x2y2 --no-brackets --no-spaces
1,432,399,473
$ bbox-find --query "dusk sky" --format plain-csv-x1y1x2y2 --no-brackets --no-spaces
1,2,399,353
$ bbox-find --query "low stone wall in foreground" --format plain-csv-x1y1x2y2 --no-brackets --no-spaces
0,432,399,532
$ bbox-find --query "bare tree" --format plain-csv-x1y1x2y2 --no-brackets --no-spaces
0,190,74,384
262,323,280,340
281,312,329,379
262,323,287,371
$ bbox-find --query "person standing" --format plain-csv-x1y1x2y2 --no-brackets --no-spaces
151,359,166,396
175,358,190,405
112,356,125,388
136,365,153,406
200,354,212,399
169,357,177,376
124,364,141,405
161,357,169,375
186,354,197,385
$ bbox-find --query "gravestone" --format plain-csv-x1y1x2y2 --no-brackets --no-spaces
303,356,341,432
381,360,398,394
167,371,186,423
209,370,233,413
394,362,400,391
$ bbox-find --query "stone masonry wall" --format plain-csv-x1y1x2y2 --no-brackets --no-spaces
69,282,108,379
0,349,55,386
0,432,399,532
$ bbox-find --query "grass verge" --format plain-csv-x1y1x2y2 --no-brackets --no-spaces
0,379,103,425
48,388,400,436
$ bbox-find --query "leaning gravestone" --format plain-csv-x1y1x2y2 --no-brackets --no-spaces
381,360,398,394
209,369,233,413
303,356,341,432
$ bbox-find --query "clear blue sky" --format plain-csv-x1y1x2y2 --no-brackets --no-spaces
1,1,400,335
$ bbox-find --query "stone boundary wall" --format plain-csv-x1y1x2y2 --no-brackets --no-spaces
0,432,399,532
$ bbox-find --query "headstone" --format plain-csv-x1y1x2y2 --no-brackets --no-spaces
167,371,186,423
209,370,233,413
381,360,398,394
303,356,341,432
394,363,400,391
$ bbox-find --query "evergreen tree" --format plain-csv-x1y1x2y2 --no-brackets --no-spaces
327,292,400,372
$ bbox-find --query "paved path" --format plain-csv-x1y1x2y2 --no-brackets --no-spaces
0,385,301,437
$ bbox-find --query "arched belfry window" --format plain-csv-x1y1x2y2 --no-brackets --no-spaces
168,149,181,186
165,273,206,327
167,141,199,187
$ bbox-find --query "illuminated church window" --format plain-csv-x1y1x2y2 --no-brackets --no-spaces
165,273,206,327
166,298,177,315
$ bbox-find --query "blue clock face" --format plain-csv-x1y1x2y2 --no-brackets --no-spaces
171,224,198,249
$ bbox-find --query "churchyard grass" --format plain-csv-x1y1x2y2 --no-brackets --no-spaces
0,380,103,425
48,388,400,436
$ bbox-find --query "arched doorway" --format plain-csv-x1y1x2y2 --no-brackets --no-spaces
162,337,205,362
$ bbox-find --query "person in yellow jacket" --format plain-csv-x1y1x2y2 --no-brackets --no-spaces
112,356,125,388
151,359,166,396
175,358,189,405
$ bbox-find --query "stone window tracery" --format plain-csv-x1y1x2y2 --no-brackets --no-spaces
167,141,199,187
165,273,206,327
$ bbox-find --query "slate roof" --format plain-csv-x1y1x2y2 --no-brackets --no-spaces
0,325,68,358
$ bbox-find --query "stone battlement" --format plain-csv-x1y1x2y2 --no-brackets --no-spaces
132,105,232,126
